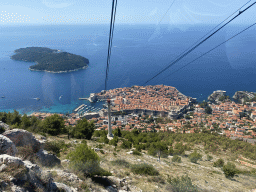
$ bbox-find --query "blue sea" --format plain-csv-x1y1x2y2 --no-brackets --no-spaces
0,24,255,115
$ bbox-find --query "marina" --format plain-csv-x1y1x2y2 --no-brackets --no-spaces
74,104,86,112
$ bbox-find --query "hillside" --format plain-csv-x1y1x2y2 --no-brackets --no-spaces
11,47,89,73
1,122,256,192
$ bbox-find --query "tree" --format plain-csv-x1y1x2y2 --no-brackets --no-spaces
200,100,208,108
72,118,95,139
223,162,237,178
113,127,122,137
121,140,132,149
148,142,168,162
41,114,65,136
109,135,119,146
0,112,7,123
21,114,31,129
11,110,22,126
205,106,212,114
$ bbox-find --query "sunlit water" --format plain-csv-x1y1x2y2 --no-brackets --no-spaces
0,24,255,114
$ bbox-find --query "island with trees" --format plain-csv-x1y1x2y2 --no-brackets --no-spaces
11,47,89,73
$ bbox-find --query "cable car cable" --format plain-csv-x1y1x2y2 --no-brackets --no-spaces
105,0,118,91
142,1,255,85
161,23,256,81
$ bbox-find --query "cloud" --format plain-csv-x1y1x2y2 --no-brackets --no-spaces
42,0,74,8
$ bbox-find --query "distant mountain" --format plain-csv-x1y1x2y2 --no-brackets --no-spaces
11,47,89,73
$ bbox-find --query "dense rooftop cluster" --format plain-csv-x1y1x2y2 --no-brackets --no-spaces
96,85,190,112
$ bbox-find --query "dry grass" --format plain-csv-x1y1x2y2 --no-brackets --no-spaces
28,134,256,192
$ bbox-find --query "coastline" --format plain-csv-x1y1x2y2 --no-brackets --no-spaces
29,65,88,73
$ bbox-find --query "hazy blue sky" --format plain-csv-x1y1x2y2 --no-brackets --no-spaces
0,0,255,25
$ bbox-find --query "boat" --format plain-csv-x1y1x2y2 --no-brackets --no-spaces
1,96,5,98
36,98,40,101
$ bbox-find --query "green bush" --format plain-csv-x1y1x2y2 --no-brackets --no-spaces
172,155,181,163
70,118,95,140
99,135,109,144
96,144,104,149
213,158,224,167
109,135,118,146
67,143,110,177
0,126,5,134
132,150,142,156
121,140,132,149
131,163,159,176
44,140,68,157
111,159,130,168
147,176,165,184
167,174,199,192
40,114,65,136
223,162,237,178
207,154,213,161
188,150,202,164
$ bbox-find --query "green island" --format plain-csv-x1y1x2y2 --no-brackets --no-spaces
11,47,89,73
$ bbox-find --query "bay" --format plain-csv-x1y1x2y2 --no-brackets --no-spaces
0,24,255,114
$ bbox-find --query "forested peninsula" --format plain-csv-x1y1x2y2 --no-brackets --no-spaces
11,47,89,73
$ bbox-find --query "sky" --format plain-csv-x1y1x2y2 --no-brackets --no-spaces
0,0,255,25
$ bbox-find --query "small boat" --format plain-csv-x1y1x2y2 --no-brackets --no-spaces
36,98,40,101
1,96,5,98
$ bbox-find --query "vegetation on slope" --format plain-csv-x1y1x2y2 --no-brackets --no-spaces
11,47,89,72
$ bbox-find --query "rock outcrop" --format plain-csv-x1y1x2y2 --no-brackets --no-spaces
2,129,45,152
0,121,10,131
0,135,17,156
0,154,77,192
36,149,61,167
208,90,228,103
233,91,256,103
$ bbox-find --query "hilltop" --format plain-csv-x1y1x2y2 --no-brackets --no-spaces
11,47,89,73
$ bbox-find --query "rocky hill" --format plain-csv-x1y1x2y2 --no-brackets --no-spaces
208,90,230,104
233,91,256,103
1,122,256,192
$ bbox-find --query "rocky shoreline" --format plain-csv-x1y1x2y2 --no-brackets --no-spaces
29,65,88,73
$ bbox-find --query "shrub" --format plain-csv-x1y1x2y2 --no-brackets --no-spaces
132,150,142,156
207,154,213,161
172,155,181,163
71,118,95,140
188,150,202,164
167,174,199,192
111,159,130,168
99,135,109,144
96,144,104,149
223,162,237,178
40,114,65,136
44,140,68,157
0,126,5,134
16,145,39,164
109,135,118,146
213,158,224,167
131,163,159,176
121,140,132,149
67,143,109,177
147,176,165,184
